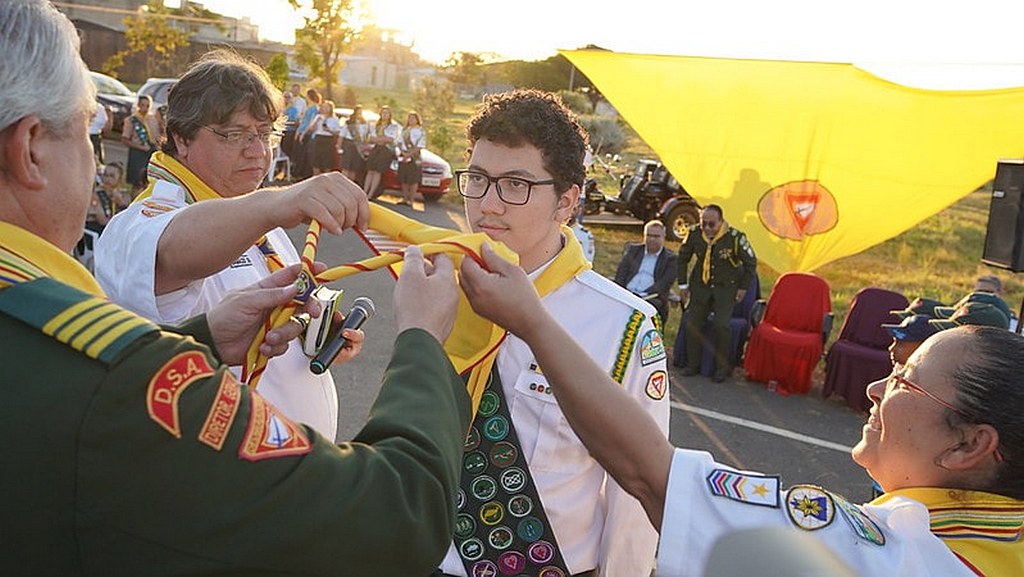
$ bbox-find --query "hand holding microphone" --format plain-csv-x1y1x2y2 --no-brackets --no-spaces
310,296,375,374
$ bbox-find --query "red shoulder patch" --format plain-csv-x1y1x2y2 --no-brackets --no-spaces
238,392,312,461
147,351,216,437
198,371,242,451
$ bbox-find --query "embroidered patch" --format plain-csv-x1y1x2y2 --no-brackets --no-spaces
640,329,667,366
835,494,886,545
197,372,242,451
238,392,312,461
706,469,780,508
147,351,215,437
611,309,644,383
786,485,835,530
645,370,668,400
139,200,176,218
228,255,254,269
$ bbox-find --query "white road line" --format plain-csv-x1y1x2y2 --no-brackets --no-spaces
671,401,855,453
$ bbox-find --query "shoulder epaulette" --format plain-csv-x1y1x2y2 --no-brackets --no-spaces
0,278,159,365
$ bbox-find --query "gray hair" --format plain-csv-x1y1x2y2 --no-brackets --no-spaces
0,0,94,134
947,325,1024,498
163,49,282,156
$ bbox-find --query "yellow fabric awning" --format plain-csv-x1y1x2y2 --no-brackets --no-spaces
562,49,1024,272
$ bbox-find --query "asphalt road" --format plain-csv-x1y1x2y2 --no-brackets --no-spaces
102,137,876,503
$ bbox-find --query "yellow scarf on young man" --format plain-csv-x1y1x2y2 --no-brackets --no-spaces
876,487,1024,576
701,221,729,285
0,222,104,295
245,203,591,416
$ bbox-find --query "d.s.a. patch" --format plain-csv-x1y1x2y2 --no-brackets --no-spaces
786,485,835,530
147,351,215,437
706,469,780,508
238,392,312,461
834,494,886,545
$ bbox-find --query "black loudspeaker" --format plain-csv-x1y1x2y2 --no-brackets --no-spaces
982,160,1024,272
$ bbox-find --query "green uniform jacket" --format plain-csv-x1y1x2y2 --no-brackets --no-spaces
677,225,757,291
0,278,470,576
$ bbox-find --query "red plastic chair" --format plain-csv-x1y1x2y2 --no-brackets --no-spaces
822,288,908,411
743,272,832,395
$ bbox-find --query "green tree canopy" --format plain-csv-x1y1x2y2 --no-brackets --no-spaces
289,0,362,101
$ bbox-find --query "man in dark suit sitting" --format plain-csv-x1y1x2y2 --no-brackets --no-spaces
613,220,678,328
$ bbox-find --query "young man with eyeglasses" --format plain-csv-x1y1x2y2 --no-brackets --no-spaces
675,204,757,382
434,89,669,577
96,49,369,441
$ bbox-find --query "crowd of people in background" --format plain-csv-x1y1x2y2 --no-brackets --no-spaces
277,83,426,204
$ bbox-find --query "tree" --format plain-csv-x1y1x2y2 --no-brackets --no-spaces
444,51,485,88
103,0,191,79
288,0,362,101
413,77,456,158
266,53,291,90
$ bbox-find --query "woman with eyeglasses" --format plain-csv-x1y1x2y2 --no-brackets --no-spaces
460,246,1024,577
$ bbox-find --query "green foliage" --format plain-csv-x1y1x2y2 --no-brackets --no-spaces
487,57,572,92
265,53,291,90
413,77,458,158
103,0,190,78
579,115,626,154
556,90,592,115
289,0,361,102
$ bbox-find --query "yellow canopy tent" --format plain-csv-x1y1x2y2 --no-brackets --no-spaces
561,49,1024,273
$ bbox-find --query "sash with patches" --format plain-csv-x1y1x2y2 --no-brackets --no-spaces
879,488,1024,576
706,468,780,508
0,222,158,364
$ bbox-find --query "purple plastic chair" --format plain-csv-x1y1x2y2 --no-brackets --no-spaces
822,287,909,411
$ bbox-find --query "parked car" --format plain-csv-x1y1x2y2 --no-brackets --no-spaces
330,107,451,201
137,77,177,108
380,148,452,201
89,71,135,136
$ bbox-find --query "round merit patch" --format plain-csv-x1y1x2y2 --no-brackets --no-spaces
645,370,668,400
786,485,835,531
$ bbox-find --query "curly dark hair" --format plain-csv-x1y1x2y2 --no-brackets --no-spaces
464,89,589,194
162,49,281,157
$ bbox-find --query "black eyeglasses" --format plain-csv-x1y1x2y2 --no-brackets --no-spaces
202,126,281,150
455,169,556,206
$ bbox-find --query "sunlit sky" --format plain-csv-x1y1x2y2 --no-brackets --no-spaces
190,0,1024,88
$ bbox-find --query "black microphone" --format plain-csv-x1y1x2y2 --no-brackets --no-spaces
309,296,375,374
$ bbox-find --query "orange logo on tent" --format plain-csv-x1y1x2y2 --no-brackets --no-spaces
758,180,839,240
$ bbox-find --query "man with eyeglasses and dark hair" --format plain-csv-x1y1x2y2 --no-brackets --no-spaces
676,204,757,382
434,89,669,577
96,49,369,441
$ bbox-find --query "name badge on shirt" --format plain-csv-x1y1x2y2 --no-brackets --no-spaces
229,255,254,269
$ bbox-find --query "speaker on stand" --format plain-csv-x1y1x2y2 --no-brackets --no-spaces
981,160,1024,333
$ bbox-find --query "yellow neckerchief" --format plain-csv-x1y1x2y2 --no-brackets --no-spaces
701,221,729,284
133,151,222,204
0,222,104,296
244,203,591,416
874,487,1024,576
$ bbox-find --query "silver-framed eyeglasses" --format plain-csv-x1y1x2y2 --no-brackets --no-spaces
455,169,556,206
885,367,1005,463
203,126,281,150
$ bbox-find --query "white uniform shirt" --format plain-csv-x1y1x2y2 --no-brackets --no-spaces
440,262,670,576
657,448,975,577
398,126,426,154
89,105,108,136
94,181,339,440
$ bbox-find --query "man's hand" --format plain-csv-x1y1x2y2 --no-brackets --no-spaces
735,288,747,303
394,246,458,344
263,172,370,236
207,265,317,365
459,243,548,340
